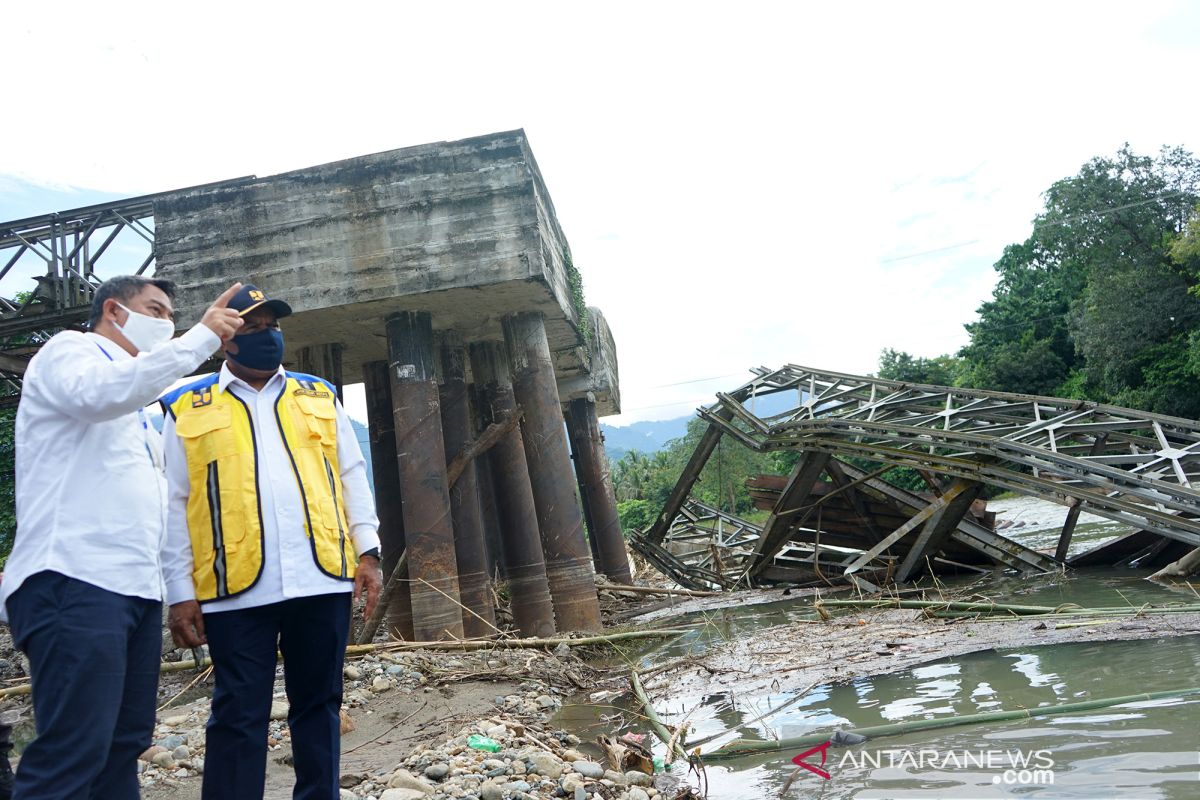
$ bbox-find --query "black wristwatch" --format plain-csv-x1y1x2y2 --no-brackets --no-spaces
359,547,381,562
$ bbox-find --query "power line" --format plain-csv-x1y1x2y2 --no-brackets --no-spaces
882,240,981,263
881,189,1194,265
649,372,745,388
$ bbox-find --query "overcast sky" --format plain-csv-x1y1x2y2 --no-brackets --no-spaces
3,1,1199,426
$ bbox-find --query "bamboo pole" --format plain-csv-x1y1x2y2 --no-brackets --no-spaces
597,583,723,598
817,599,1200,616
701,687,1200,760
0,628,690,700
376,629,692,651
817,598,1080,614
630,669,691,763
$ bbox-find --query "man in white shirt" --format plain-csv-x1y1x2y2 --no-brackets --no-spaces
160,284,382,800
2,275,243,799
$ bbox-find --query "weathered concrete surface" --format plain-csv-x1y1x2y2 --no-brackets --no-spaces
152,129,617,414
557,306,619,409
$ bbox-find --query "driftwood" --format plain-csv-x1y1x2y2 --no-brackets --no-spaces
1149,545,1200,581
446,408,523,487
356,549,408,645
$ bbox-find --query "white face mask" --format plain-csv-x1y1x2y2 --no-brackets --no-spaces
114,302,176,353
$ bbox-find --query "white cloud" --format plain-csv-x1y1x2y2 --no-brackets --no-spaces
3,0,1199,426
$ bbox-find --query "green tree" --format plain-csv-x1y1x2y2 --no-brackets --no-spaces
616,499,654,533
960,145,1200,415
877,348,963,386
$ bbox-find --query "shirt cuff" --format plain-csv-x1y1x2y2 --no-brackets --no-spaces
165,578,197,605
178,323,222,357
351,525,381,558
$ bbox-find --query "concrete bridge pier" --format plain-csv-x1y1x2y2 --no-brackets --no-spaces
437,332,495,638
296,343,345,401
469,341,557,637
503,312,602,632
362,360,413,640
386,311,464,641
566,395,633,584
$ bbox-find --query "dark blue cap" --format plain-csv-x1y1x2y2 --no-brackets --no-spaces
229,284,292,319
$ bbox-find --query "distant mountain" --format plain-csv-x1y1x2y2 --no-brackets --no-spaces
600,417,692,461
599,390,799,461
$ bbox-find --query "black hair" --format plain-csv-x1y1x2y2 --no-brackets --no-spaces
88,275,176,329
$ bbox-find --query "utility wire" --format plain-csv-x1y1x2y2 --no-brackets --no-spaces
881,189,1194,264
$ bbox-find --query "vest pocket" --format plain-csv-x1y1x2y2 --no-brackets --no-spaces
176,404,238,462
294,395,338,447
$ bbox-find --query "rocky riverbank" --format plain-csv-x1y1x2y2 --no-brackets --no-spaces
124,638,697,800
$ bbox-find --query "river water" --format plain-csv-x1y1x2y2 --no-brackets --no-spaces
561,497,1200,799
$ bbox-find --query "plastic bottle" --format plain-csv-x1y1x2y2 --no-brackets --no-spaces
467,734,502,753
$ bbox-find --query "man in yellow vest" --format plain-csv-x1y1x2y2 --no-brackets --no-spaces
159,284,383,800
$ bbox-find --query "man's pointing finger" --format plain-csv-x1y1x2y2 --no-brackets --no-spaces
211,282,243,309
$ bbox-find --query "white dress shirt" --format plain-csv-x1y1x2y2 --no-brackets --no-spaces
0,325,221,621
161,364,380,613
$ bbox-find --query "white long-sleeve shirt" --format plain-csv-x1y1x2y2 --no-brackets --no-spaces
1,325,221,620
161,364,379,613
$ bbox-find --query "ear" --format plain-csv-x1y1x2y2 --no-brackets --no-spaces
105,298,125,325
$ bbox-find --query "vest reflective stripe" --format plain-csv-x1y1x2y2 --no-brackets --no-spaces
206,460,229,598
167,374,356,603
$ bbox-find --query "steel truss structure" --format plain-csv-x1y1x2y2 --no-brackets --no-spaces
0,179,254,406
646,365,1200,582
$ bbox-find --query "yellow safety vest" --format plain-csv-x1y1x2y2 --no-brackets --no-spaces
162,372,356,602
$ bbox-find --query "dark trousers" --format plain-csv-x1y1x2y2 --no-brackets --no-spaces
202,592,351,800
6,571,161,800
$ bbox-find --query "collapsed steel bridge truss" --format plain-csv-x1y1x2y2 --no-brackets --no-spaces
644,365,1200,584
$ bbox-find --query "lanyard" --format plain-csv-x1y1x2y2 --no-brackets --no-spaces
94,341,158,467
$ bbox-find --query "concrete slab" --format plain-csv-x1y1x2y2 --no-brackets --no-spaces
152,129,618,413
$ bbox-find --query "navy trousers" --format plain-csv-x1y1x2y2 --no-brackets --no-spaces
201,592,350,800
7,570,161,800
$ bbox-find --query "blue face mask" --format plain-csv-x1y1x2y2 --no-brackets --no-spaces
229,328,285,371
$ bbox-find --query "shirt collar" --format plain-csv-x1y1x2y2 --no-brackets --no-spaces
217,362,286,395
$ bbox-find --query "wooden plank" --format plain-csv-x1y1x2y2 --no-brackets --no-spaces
841,499,942,576
1054,434,1109,562
826,458,885,544
833,461,1057,574
894,480,984,583
1054,499,1084,563
748,452,830,576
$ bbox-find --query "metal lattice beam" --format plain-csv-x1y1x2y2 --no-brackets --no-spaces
0,178,256,405
660,365,1200,550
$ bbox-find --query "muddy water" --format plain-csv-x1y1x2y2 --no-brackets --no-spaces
687,637,1200,799
561,499,1200,798
986,494,1130,557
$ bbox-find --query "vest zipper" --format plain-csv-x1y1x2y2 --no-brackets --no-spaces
324,455,348,577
